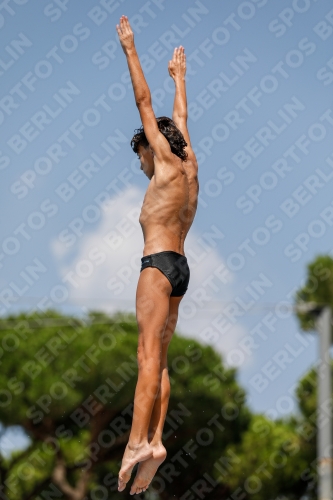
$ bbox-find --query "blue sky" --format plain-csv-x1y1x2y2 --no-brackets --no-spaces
1,0,333,449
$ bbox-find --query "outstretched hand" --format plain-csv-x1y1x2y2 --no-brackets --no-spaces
116,15,135,53
168,46,186,81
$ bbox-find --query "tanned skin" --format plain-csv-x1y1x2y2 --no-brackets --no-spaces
116,16,198,496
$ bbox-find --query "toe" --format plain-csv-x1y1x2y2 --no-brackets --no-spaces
119,468,130,484
130,482,142,495
118,476,127,492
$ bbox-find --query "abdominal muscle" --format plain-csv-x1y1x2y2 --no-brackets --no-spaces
141,224,186,256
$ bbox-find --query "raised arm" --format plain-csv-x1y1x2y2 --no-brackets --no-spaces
168,47,195,161
116,16,171,162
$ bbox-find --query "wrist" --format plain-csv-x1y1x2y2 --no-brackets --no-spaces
125,46,137,57
174,76,186,85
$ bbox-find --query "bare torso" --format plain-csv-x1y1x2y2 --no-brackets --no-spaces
139,155,199,256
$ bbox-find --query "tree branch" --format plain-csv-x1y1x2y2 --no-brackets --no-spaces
52,451,90,500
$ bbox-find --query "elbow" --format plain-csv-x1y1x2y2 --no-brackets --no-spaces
174,110,188,120
174,113,188,123
136,94,151,108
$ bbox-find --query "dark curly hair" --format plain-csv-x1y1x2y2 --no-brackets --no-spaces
130,116,188,161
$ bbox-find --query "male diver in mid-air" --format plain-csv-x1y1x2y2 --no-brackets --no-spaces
116,16,199,495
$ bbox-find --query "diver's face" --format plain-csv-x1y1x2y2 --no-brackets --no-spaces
138,145,154,179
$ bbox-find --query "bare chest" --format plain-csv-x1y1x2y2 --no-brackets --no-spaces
139,175,187,227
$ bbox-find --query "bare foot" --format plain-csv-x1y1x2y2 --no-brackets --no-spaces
130,443,167,495
118,442,153,492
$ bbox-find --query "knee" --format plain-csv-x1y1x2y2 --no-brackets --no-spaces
137,332,163,362
137,349,162,374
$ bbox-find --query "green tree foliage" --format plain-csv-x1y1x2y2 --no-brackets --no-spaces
0,311,251,500
0,310,319,500
292,363,333,499
295,255,333,331
292,254,333,499
223,414,311,500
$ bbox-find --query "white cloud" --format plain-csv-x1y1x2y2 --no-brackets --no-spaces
51,186,250,367
51,186,143,312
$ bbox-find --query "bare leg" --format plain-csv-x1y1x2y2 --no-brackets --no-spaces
118,268,172,492
130,296,183,495
148,296,182,443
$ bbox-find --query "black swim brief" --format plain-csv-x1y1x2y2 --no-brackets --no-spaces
140,251,190,297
